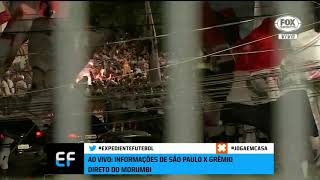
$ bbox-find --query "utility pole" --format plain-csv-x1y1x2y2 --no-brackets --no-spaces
145,1,161,87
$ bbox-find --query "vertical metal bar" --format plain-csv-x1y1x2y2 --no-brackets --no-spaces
163,2,206,180
162,2,235,180
164,0,201,143
145,1,161,86
273,1,313,179
163,3,206,180
53,1,89,180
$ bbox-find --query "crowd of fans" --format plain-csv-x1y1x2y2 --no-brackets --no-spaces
75,39,168,114
0,56,33,115
0,36,168,117
77,40,168,89
0,56,32,98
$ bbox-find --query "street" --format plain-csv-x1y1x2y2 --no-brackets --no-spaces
4,152,45,178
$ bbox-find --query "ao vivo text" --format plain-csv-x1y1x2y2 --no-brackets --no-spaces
87,155,233,163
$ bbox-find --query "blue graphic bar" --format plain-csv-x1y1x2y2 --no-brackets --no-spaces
84,154,274,175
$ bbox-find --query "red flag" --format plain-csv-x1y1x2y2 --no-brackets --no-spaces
202,1,240,49
233,18,282,71
0,1,11,26
202,1,225,48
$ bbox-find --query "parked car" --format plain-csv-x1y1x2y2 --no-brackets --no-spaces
0,118,46,154
0,118,46,170
40,115,107,166
44,115,107,144
97,130,154,143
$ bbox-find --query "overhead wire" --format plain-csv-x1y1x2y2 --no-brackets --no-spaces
3,80,320,125
1,9,320,117
1,9,314,81
0,42,319,102
0,11,288,48
3,71,320,115
6,83,320,119
8,65,319,113
3,4,320,135
3,42,320,100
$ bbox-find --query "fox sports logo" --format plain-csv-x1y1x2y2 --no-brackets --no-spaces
274,15,301,32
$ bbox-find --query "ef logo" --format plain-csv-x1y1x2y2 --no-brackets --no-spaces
55,152,75,167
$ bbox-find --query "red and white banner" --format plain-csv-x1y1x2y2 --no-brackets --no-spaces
0,1,10,26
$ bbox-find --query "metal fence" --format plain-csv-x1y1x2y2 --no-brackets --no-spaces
1,1,319,180
51,1,318,180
